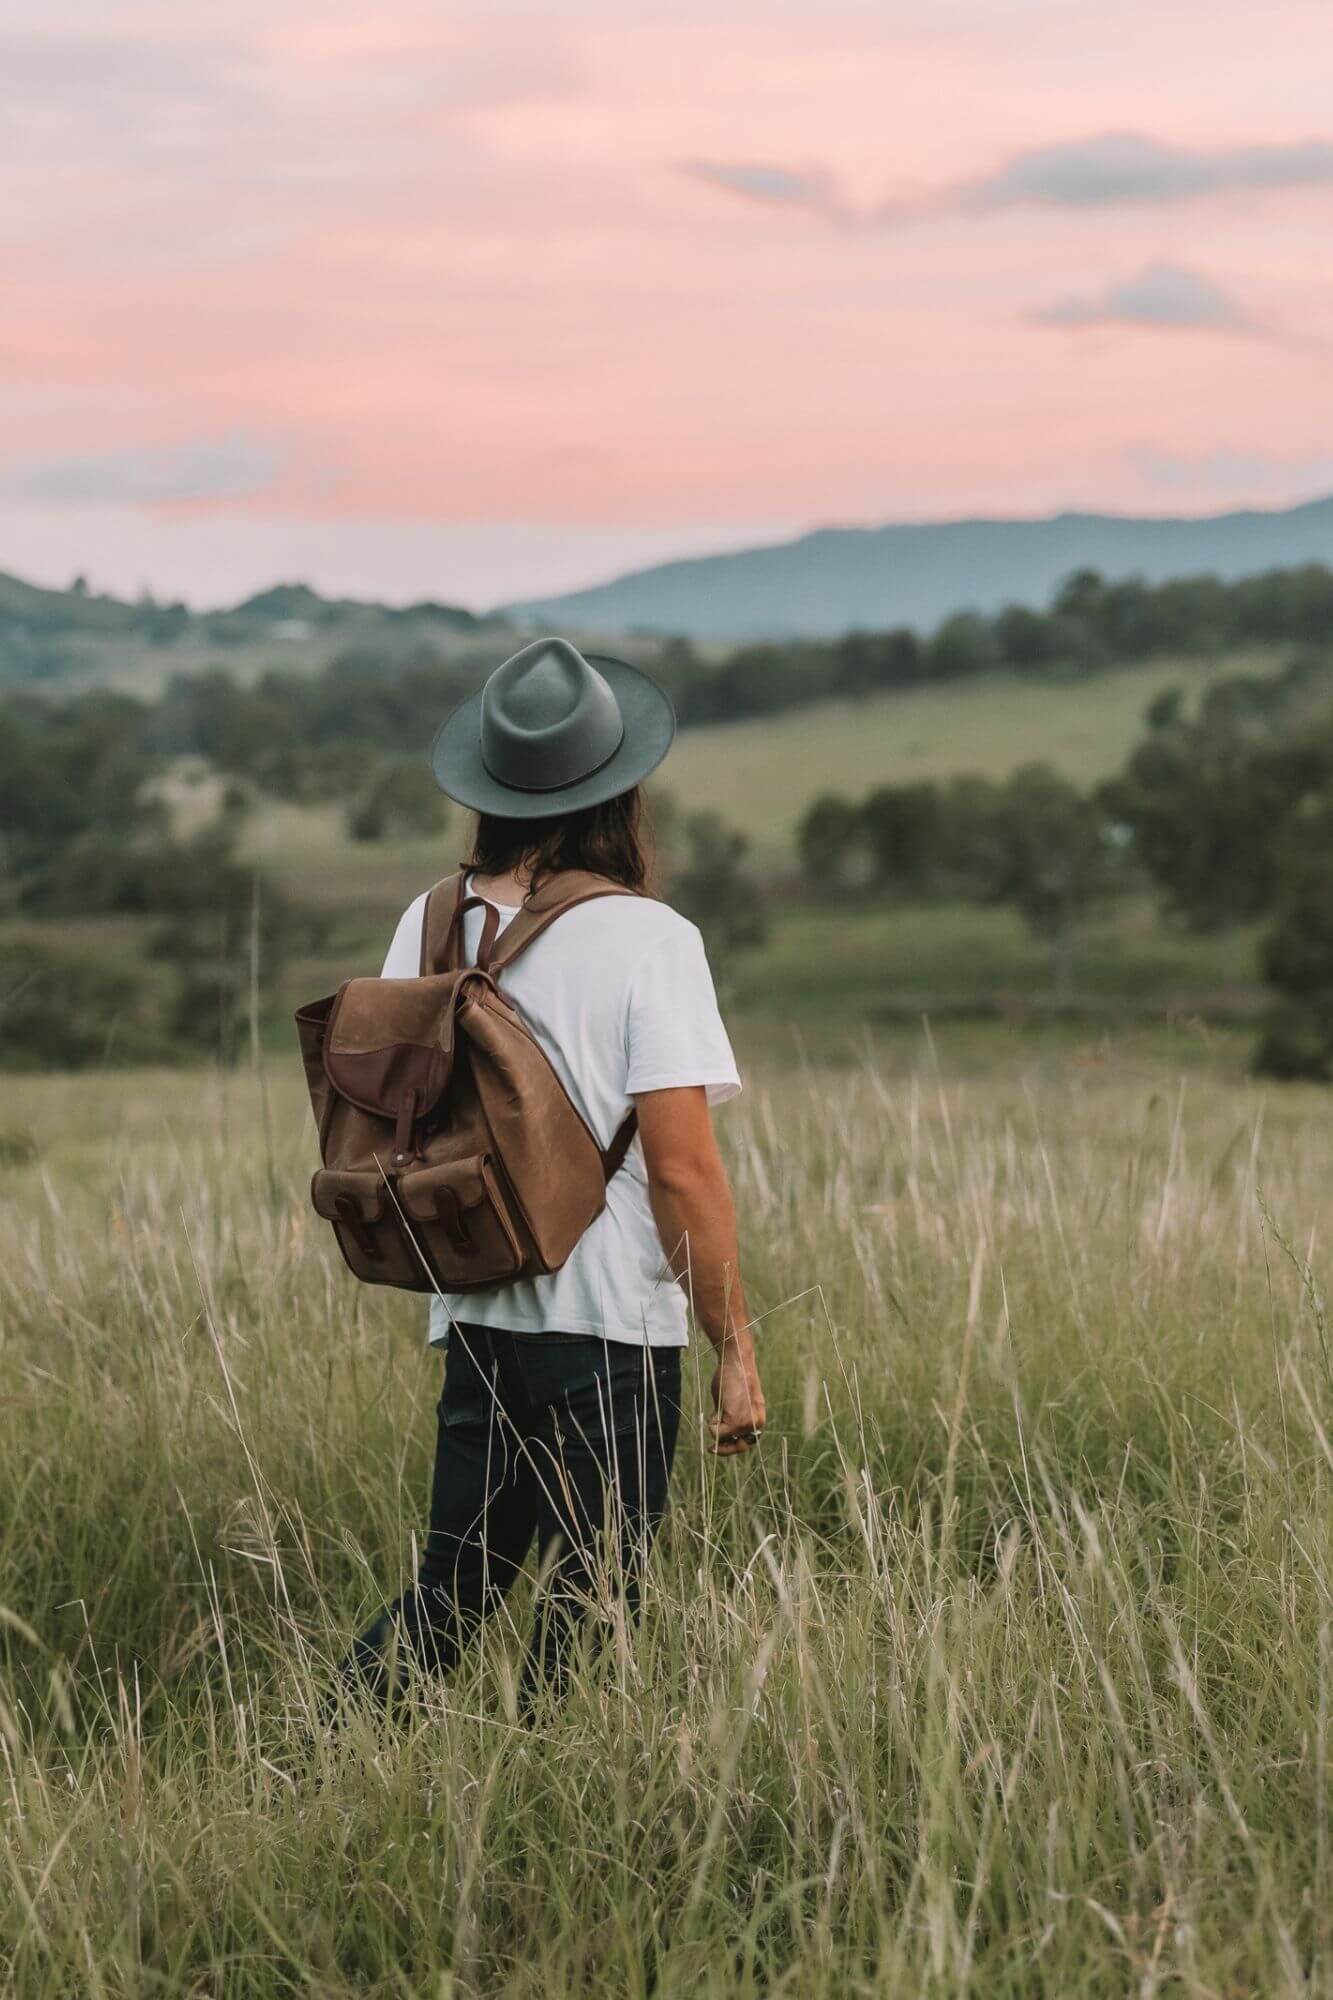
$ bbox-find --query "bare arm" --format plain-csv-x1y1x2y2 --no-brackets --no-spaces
634,1086,765,1456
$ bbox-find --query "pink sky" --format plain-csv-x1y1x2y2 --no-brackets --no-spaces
4,0,1333,606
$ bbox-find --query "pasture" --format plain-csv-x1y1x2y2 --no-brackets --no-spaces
239,645,1285,870
3,1037,1331,1995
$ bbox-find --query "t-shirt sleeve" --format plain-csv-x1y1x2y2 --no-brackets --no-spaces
380,893,427,978
624,922,742,1104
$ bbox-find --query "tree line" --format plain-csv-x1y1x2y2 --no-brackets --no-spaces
665,562,1333,722
6,563,1333,1072
10,562,1333,785
796,653,1333,1075
0,680,767,1068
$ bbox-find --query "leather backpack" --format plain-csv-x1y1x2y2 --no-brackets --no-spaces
295,870,640,1295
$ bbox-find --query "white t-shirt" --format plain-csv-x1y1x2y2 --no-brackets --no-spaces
379,881,741,1347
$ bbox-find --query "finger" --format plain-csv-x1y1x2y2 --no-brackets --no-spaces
709,1414,759,1442
710,1425,761,1454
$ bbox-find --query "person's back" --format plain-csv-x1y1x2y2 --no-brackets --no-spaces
381,878,741,1349
340,636,764,1716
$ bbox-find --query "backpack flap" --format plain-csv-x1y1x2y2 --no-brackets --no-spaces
322,970,484,1148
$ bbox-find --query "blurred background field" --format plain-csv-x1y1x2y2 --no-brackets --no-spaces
6,563,1330,1077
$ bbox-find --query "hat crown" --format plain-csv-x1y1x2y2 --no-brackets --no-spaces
480,637,625,793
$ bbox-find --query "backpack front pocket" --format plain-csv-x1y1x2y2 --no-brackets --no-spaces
397,1156,524,1288
311,1168,428,1290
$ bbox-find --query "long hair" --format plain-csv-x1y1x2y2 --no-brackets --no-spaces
468,786,651,893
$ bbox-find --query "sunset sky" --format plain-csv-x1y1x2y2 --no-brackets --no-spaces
4,0,1333,607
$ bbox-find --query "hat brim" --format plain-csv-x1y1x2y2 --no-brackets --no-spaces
430,653,677,818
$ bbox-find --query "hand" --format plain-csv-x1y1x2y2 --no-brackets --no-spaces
709,1335,766,1457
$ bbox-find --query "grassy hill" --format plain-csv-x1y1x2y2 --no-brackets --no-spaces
0,617,1304,1068
227,643,1284,878
658,646,1285,858
199,645,1281,1056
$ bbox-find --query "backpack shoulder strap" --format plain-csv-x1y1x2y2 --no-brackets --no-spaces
484,871,642,975
419,870,468,974
601,1106,639,1181
456,867,643,1181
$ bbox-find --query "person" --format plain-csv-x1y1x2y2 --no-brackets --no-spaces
343,635,765,1711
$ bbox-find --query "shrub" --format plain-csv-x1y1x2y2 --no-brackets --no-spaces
0,940,167,1070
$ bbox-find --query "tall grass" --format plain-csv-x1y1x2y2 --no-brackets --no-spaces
1,1049,1331,1996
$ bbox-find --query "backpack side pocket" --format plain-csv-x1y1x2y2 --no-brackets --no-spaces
311,1169,431,1291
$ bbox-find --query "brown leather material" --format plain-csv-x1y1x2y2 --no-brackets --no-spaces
397,1156,524,1288
485,871,640,974
310,1167,388,1222
295,994,336,1144
296,870,646,1296
601,1108,639,1180
420,868,471,976
321,969,490,1121
310,1168,426,1288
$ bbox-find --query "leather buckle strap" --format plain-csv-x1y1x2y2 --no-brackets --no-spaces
334,1193,382,1262
393,1088,419,1165
420,870,503,975
442,894,501,973
432,1185,473,1255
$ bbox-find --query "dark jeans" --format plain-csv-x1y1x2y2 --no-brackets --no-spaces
345,1324,682,1709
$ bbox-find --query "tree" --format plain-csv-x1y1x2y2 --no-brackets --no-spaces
665,811,767,981
1254,792,1333,1080
347,758,449,842
0,693,155,893
1102,669,1332,931
797,792,867,887
832,627,922,699
926,612,1001,680
995,603,1063,670
1144,685,1184,732
148,830,310,1062
948,764,1117,996
861,782,941,894
0,939,162,1069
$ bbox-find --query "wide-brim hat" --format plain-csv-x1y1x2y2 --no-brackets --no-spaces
430,636,676,818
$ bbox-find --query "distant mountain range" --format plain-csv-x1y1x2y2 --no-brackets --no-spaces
9,492,1333,695
501,495,1333,643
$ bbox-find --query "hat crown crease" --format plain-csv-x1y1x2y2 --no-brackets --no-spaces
480,637,625,792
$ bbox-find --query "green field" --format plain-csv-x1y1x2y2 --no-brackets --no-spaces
231,647,1283,879
2,646,1289,1089
657,649,1283,858
4,1045,1332,1995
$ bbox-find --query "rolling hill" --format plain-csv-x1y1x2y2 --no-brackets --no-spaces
0,569,512,694
501,494,1333,642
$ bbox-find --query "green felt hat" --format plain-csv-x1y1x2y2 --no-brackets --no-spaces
431,636,676,818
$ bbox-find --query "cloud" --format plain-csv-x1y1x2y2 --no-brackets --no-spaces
687,133,1333,228
0,27,545,269
1033,262,1253,332
955,132,1333,212
0,434,285,507
680,160,843,216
